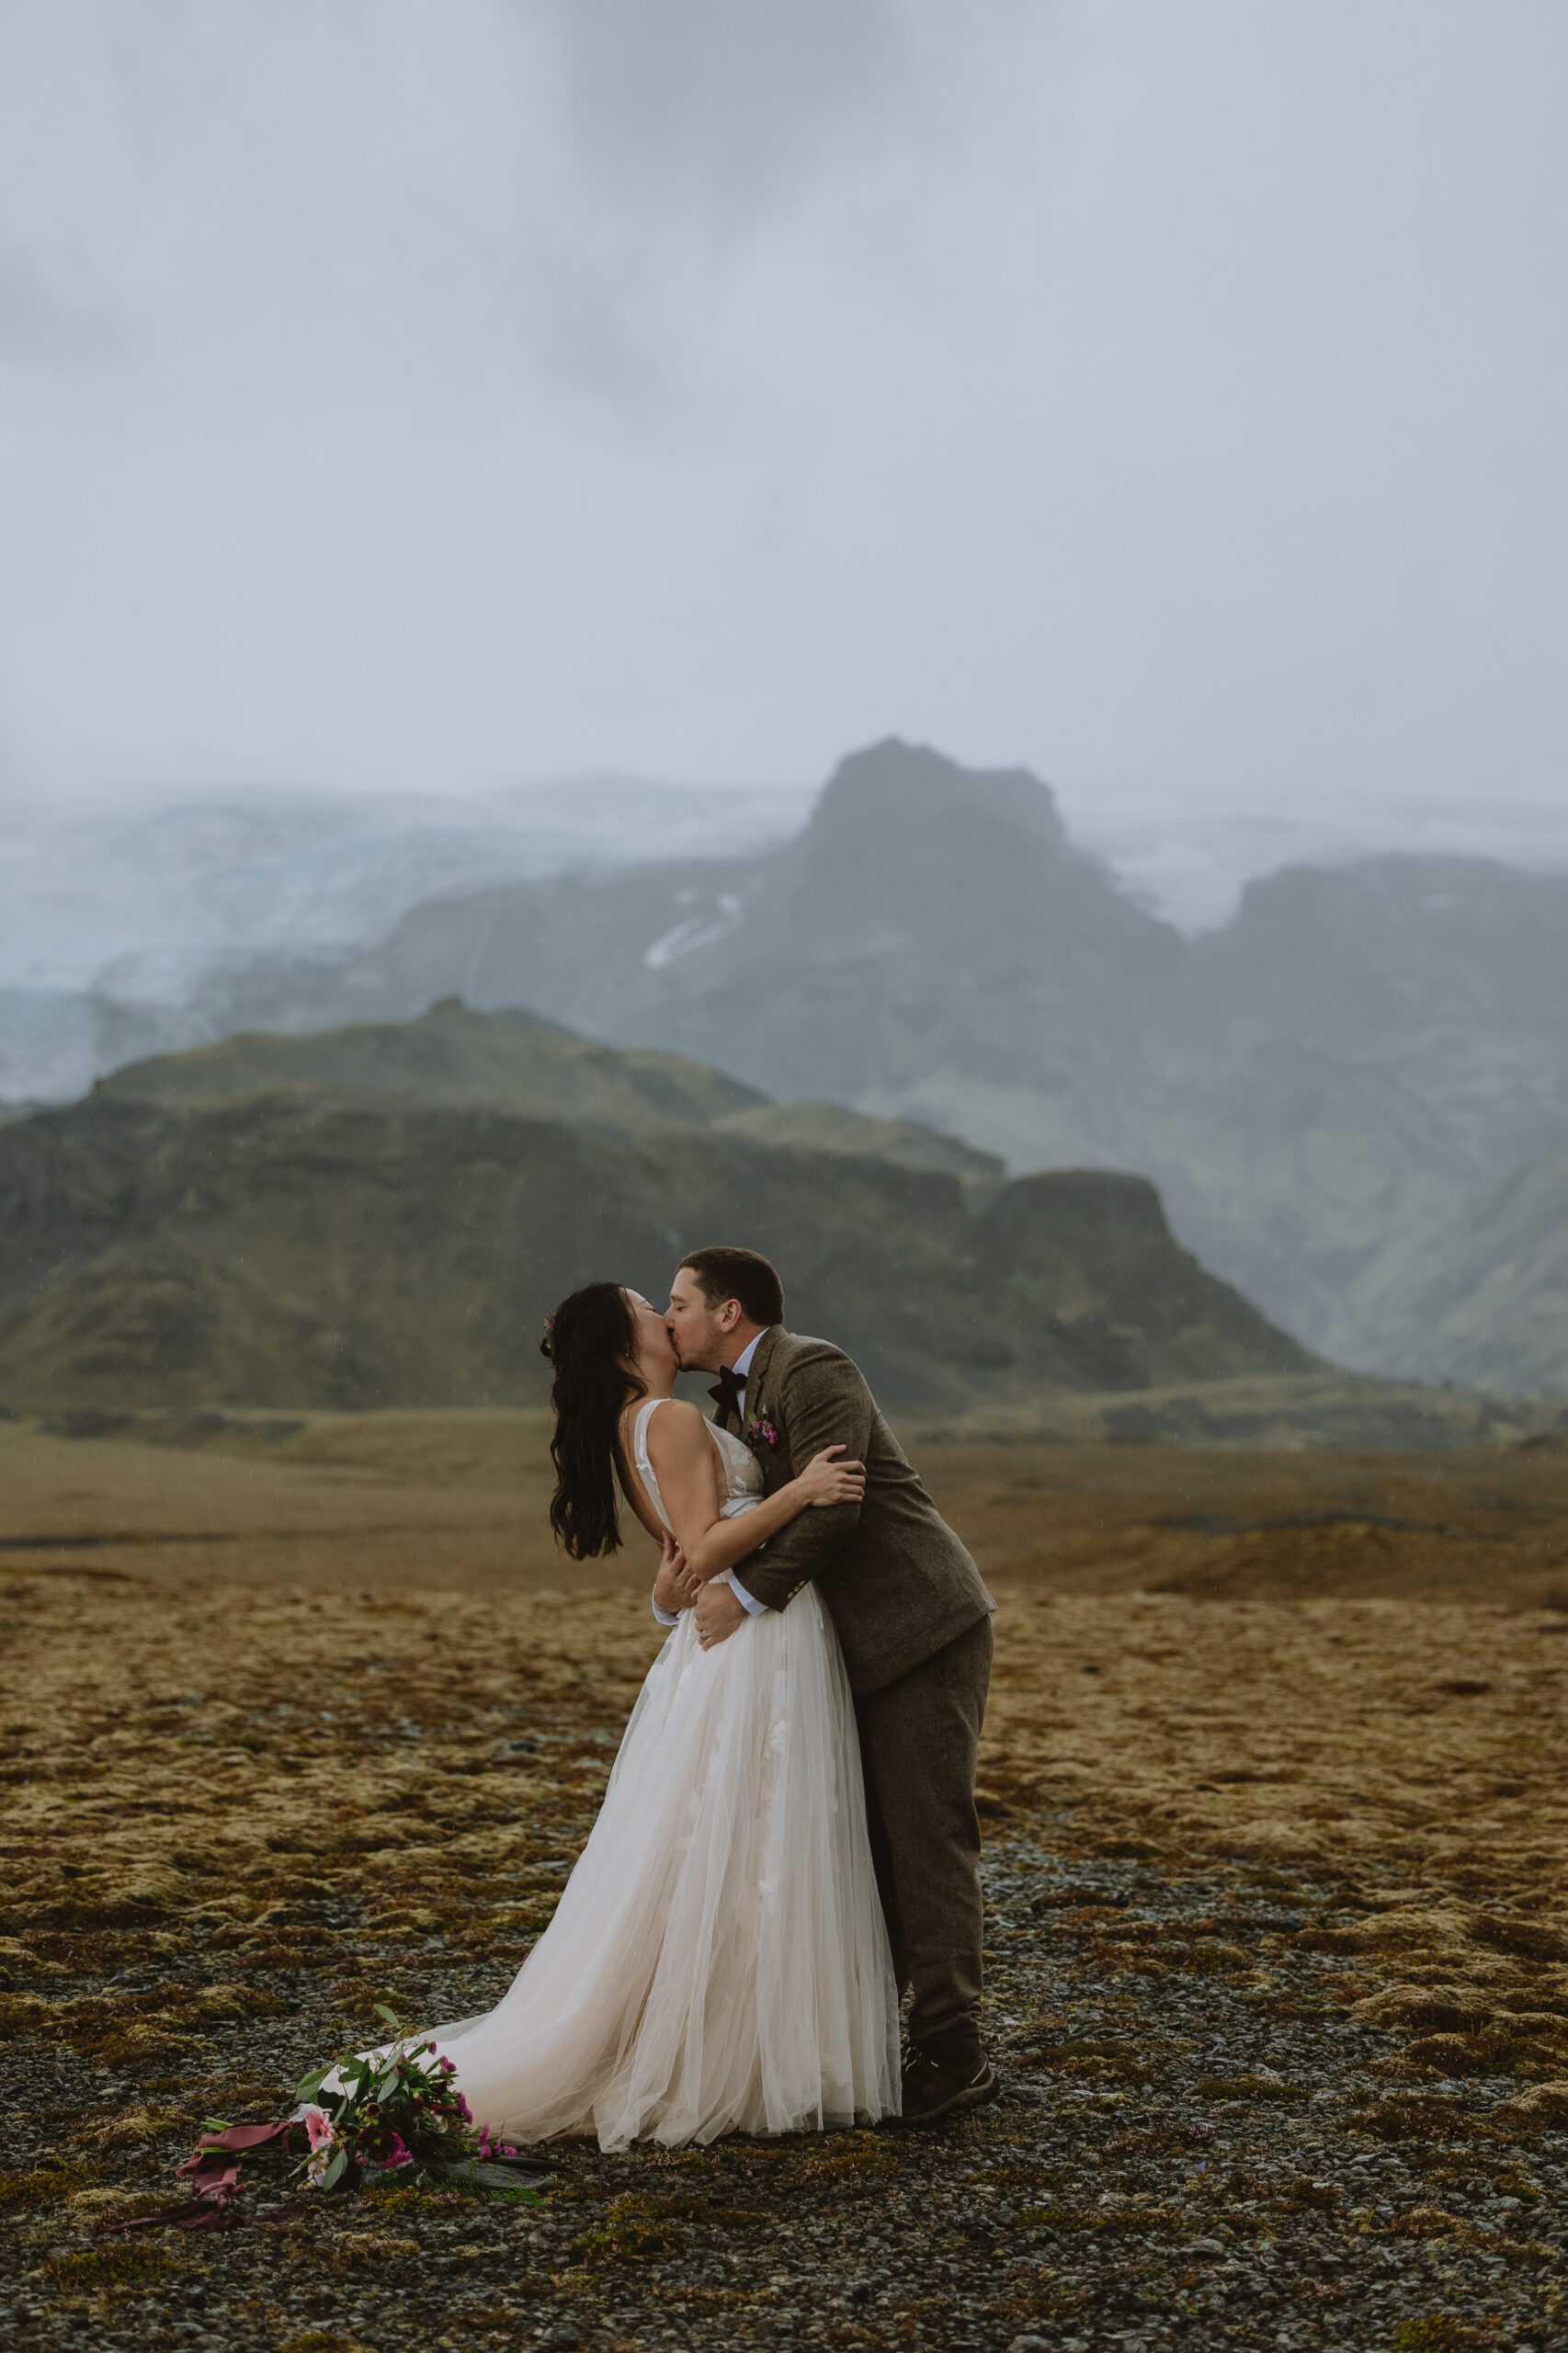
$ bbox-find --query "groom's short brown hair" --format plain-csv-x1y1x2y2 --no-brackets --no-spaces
678,1247,785,1328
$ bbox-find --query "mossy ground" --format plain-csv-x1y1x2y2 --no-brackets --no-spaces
3,1415,1566,2348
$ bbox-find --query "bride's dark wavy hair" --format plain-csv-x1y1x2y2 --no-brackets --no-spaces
542,1282,644,1559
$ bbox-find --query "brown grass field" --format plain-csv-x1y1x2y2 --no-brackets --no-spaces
5,1408,1568,2037
4,1409,1567,2349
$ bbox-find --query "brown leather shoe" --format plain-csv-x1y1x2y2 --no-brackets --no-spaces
897,2040,999,2127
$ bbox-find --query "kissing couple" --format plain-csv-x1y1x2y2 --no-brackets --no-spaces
382,1246,997,2147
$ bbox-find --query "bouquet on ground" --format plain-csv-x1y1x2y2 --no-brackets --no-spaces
293,2006,537,2195
104,2008,544,2236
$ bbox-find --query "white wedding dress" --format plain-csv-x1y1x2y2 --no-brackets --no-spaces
399,1401,900,2148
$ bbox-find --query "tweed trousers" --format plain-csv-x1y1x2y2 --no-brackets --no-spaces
854,1612,994,2051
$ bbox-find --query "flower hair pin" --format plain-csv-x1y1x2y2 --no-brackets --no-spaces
540,1314,557,1363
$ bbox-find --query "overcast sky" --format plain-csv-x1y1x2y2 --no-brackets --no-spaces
2,1,1565,820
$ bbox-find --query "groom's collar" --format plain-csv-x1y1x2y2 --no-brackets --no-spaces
737,1324,781,1415
710,1326,781,1432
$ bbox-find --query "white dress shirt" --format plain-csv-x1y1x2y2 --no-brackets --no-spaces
651,1331,768,1625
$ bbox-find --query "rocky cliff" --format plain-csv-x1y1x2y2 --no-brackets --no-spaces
1348,1132,1568,1398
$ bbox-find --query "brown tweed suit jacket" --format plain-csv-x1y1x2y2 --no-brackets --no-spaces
716,1325,994,1696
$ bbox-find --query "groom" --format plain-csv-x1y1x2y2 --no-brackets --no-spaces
665,1245,999,2126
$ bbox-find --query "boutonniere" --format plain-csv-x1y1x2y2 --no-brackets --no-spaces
746,1413,780,1450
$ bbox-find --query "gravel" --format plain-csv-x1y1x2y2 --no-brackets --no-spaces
4,1836,1564,2351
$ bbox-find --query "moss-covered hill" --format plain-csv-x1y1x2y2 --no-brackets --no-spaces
0,1012,1307,1412
97,998,1005,1183
97,996,767,1128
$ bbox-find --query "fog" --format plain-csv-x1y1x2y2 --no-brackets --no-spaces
1,1,1566,825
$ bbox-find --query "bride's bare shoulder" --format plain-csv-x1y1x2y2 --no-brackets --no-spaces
641,1397,711,1463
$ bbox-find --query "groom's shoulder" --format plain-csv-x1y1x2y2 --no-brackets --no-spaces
771,1328,868,1386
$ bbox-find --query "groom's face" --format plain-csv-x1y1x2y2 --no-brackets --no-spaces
666,1267,733,1372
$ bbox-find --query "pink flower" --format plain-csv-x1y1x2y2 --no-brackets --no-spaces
301,2105,335,2154
369,2133,413,2172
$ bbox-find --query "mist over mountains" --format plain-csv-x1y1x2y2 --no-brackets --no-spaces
1347,1134,1568,1402
0,776,814,1103
10,758,1567,1101
6,739,1567,1398
143,740,1564,1392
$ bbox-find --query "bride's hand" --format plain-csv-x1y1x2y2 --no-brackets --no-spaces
795,1444,867,1509
653,1532,701,1612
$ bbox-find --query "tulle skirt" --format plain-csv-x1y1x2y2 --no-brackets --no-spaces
415,1585,900,2149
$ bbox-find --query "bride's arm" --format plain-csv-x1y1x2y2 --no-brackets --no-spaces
645,1402,863,1581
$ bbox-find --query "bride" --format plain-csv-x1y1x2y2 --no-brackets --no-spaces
386,1282,901,2149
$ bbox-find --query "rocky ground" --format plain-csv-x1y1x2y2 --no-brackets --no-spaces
4,1834,1565,2353
4,1447,1568,2351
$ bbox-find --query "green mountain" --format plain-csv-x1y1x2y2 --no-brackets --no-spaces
98,1000,1001,1180
99,998,767,1128
0,1010,1308,1413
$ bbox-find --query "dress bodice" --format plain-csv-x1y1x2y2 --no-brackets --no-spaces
633,1398,763,1536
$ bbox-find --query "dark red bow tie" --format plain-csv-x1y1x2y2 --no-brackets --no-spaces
709,1364,746,1419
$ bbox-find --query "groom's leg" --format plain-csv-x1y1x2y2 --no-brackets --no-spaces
855,1613,993,2051
858,1737,910,2001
